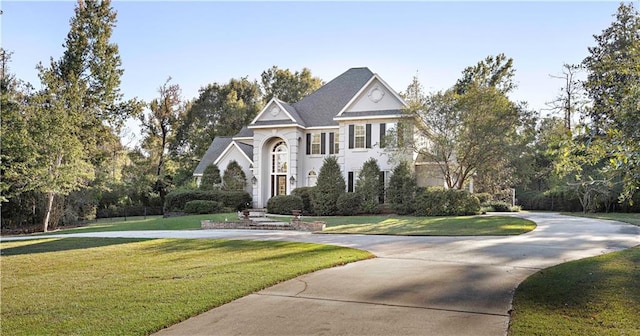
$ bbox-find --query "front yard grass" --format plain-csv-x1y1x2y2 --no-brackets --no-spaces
39,213,237,235
509,245,640,335
563,212,640,226
0,237,372,335
317,215,536,235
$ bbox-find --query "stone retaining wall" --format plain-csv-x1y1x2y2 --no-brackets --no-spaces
201,219,325,232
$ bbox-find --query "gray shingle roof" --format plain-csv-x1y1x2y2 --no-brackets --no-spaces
236,142,254,162
293,67,374,127
274,99,305,126
193,137,233,175
234,126,253,138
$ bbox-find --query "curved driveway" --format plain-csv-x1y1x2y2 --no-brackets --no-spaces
5,213,639,335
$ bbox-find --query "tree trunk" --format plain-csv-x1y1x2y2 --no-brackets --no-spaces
43,191,55,232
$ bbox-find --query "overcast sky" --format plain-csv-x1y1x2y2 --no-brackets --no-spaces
1,1,624,145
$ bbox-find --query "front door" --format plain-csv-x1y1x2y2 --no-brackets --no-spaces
272,175,287,197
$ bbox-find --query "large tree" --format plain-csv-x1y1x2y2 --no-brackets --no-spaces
140,78,183,206
172,78,262,163
404,55,532,191
3,1,140,231
261,66,323,103
581,2,640,202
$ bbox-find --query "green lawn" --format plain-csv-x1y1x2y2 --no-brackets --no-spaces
0,237,372,335
509,246,640,336
40,213,237,235
26,213,536,237
563,212,640,226
316,215,536,235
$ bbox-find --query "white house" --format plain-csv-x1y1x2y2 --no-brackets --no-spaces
193,67,441,208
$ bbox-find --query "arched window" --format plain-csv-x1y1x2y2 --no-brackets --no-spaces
308,170,317,187
271,142,288,174
270,141,288,197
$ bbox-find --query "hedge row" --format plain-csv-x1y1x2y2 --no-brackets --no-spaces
266,195,304,215
184,200,223,214
96,206,163,219
412,187,480,216
164,190,252,212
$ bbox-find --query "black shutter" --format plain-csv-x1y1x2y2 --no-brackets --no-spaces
365,124,372,148
348,172,354,192
320,133,326,154
379,171,386,203
348,125,354,149
379,123,386,148
329,132,335,154
306,134,311,155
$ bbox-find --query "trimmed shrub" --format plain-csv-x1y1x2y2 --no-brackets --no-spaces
355,158,383,214
200,163,222,190
413,187,480,216
337,193,363,216
184,200,222,214
292,187,315,215
485,200,511,212
387,161,417,215
267,195,304,215
474,193,492,204
222,160,246,191
164,190,252,212
313,156,346,216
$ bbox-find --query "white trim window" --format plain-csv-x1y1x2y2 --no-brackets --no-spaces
311,134,321,155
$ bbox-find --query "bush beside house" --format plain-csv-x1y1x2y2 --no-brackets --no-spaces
266,195,304,215
164,190,251,212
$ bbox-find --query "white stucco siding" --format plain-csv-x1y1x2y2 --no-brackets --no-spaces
216,145,253,194
343,78,404,113
251,127,302,208
339,120,405,173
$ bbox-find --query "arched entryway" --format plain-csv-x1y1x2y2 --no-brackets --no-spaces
270,141,288,197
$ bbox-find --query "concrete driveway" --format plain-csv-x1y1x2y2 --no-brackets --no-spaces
4,213,639,335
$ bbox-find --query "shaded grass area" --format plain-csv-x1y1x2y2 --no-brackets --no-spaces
1,238,372,335
563,212,640,226
317,215,535,235
509,246,640,336
37,213,238,235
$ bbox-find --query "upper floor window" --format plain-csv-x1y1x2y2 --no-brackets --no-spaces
306,133,326,155
311,134,321,155
349,124,371,149
380,122,397,148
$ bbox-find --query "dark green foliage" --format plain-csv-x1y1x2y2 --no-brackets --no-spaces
412,187,480,216
164,190,251,212
355,158,383,214
200,163,221,190
222,160,246,191
172,78,262,161
474,193,492,204
261,66,323,103
291,187,315,215
266,195,304,215
387,161,417,215
184,200,222,214
312,156,346,216
337,193,363,216
95,206,163,218
516,189,583,212
484,200,511,212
